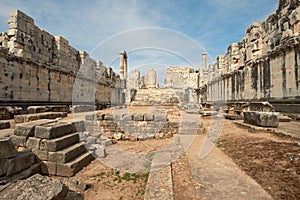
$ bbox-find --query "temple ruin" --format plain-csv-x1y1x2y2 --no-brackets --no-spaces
0,0,299,199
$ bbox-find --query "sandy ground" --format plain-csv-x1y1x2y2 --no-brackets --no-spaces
70,108,300,199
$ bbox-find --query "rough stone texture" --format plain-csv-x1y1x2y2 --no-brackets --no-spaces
40,132,79,152
0,174,68,200
244,111,279,127
0,10,124,107
6,151,35,176
0,107,23,120
35,122,74,139
0,138,17,159
249,102,275,112
56,152,95,177
142,68,158,88
0,121,10,129
144,151,173,200
14,112,67,123
14,119,54,138
202,1,300,110
27,106,47,114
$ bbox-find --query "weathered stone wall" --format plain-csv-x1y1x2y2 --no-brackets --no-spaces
204,0,300,106
0,10,122,106
164,66,198,89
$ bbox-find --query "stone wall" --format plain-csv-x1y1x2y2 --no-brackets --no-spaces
0,10,122,106
164,66,198,89
203,0,300,107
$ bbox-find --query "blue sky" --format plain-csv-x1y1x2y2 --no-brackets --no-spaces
0,0,278,80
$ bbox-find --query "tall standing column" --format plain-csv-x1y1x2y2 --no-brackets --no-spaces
202,53,207,69
124,52,128,79
119,52,124,79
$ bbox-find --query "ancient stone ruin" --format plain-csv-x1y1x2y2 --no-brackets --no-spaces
0,0,299,199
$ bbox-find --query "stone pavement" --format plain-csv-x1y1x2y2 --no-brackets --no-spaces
186,135,273,200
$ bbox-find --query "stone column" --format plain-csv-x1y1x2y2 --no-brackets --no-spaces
119,52,124,79
124,52,128,79
202,53,207,69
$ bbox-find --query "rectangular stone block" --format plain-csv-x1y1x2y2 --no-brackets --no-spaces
40,161,56,175
133,114,144,121
85,114,95,121
35,122,74,139
0,121,10,130
244,111,279,127
14,119,53,137
72,121,85,132
143,114,154,121
0,138,17,159
32,149,48,161
104,114,113,120
6,151,35,176
40,132,79,152
10,135,27,147
0,159,7,176
154,114,168,122
96,113,104,120
48,142,86,164
56,152,94,177
26,137,41,150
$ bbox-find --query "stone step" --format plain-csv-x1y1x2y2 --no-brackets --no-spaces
14,112,67,123
40,132,79,152
56,151,95,177
35,122,75,139
48,142,87,164
14,119,54,138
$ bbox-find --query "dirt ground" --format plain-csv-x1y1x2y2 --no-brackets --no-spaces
72,109,299,199
216,119,300,200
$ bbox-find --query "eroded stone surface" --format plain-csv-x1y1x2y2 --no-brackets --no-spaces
0,174,68,200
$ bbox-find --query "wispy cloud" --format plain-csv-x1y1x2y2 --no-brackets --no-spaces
0,0,278,72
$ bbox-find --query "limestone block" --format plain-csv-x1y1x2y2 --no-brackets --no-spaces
144,114,154,121
40,161,57,175
0,174,68,200
104,114,113,120
10,135,27,147
6,151,35,176
27,106,47,114
72,121,85,132
14,119,53,137
289,6,300,25
244,111,279,127
0,138,17,159
0,121,10,129
40,132,79,152
249,102,275,112
133,114,144,121
0,159,7,176
154,114,168,122
48,142,86,164
26,137,41,150
35,122,74,139
56,152,94,177
32,149,48,161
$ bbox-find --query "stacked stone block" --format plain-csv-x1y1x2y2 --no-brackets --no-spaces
10,120,94,177
0,10,123,107
85,113,178,141
204,0,300,105
0,138,40,184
